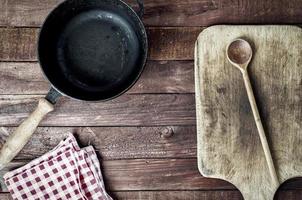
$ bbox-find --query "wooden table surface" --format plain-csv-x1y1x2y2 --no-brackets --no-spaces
0,0,301,199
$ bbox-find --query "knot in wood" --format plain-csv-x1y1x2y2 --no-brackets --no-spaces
160,127,174,138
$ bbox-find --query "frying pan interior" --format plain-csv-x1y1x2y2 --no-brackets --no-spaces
0,0,147,170
38,0,147,101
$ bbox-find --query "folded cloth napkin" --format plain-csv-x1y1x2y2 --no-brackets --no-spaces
4,134,112,200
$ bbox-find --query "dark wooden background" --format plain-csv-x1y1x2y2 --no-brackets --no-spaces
0,0,301,199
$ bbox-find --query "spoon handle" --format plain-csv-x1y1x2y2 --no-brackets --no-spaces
242,70,279,187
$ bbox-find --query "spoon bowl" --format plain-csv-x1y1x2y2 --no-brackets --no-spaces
226,39,253,71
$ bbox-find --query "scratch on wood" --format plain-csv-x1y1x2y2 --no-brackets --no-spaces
0,127,9,145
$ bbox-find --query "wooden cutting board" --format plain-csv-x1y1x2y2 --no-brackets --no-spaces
195,25,302,200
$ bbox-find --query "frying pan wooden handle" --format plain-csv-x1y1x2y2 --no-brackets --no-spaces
0,99,54,170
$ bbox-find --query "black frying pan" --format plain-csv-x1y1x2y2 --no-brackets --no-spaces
0,0,147,169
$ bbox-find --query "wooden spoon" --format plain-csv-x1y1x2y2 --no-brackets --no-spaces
226,39,279,187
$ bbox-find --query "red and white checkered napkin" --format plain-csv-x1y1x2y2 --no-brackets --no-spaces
4,134,112,200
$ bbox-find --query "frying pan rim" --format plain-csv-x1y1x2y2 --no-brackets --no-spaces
37,0,148,102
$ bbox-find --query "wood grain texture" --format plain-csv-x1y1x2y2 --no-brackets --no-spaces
113,190,302,200
0,0,301,199
0,126,196,160
0,61,194,94
195,26,302,200
0,27,201,61
148,27,201,60
3,190,302,200
113,191,244,200
0,193,12,200
0,159,234,192
0,191,244,200
0,28,37,61
1,160,302,192
0,94,195,126
0,0,301,27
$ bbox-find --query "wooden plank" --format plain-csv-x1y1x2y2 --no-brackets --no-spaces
0,126,196,160
113,191,244,200
148,27,201,60
1,160,302,192
0,159,233,191
0,0,301,27
104,158,230,191
113,190,302,200
0,27,201,61
0,194,11,200
0,94,195,126
275,189,302,199
0,61,194,94
132,60,194,93
0,191,245,200
0,28,37,61
3,190,302,200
